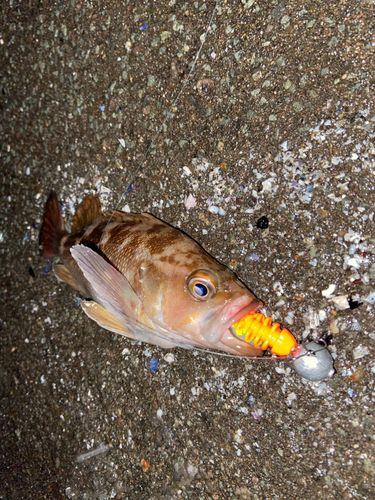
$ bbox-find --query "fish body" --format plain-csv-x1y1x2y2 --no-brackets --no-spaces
39,192,263,356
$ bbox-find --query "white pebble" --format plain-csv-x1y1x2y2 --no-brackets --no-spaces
262,177,277,193
164,353,175,364
330,295,350,310
286,392,297,405
331,156,342,165
344,230,361,243
352,345,370,360
234,429,243,444
208,205,226,216
322,284,336,298
280,140,289,151
156,408,163,419
318,310,327,321
345,255,362,269
184,193,196,210
314,382,330,396
187,464,198,478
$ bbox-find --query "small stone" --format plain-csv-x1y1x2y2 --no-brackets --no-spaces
252,71,262,81
256,216,269,229
329,319,339,334
147,75,156,87
352,345,370,360
156,408,163,418
347,387,355,398
330,295,350,310
160,31,171,42
246,394,255,406
322,284,336,298
292,101,303,112
208,205,225,216
286,392,297,406
234,429,243,444
164,353,175,364
251,408,263,420
184,194,196,210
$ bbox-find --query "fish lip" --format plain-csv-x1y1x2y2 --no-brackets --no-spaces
229,301,263,326
222,299,263,331
203,298,263,344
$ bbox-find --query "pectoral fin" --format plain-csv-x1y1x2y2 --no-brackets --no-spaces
81,300,183,348
81,300,130,336
71,245,203,350
70,245,142,323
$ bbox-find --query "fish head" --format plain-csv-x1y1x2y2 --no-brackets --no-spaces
138,238,262,346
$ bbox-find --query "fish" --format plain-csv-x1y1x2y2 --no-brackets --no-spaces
39,191,264,356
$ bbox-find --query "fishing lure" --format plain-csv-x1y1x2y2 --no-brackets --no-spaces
230,311,334,381
231,311,298,357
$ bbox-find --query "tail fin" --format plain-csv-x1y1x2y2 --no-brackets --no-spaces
39,191,66,257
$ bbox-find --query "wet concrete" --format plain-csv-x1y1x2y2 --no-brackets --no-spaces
1,1,374,498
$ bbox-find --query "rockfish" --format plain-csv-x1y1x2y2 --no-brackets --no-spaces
39,192,263,356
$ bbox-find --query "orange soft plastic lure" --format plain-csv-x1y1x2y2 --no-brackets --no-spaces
230,311,298,357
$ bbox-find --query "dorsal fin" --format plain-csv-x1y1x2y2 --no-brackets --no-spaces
71,194,103,233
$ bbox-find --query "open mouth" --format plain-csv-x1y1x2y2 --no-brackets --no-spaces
203,297,263,344
223,299,263,331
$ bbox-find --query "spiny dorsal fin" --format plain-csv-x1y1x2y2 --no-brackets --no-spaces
71,194,103,233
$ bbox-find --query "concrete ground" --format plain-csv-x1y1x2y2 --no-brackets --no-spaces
1,1,374,498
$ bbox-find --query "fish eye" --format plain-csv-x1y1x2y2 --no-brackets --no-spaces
194,283,209,297
187,270,217,301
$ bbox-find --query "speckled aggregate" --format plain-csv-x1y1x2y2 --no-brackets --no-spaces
1,1,374,498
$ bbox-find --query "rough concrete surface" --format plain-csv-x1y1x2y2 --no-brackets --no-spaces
1,1,374,498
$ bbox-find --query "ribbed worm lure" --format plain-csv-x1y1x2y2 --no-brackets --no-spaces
230,312,335,381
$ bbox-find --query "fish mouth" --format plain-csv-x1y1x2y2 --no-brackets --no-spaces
223,299,263,330
202,297,263,344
